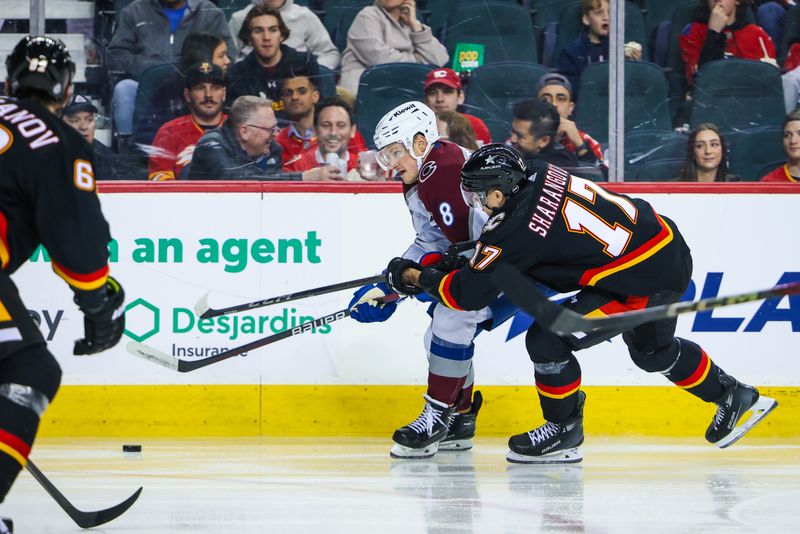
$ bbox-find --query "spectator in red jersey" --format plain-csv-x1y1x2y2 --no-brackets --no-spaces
536,73,605,171
675,123,740,182
761,110,800,182
679,0,776,85
422,68,491,147
436,110,478,151
284,97,365,180
148,62,228,181
275,72,319,164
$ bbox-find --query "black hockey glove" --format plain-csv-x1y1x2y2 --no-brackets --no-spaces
386,257,423,296
73,276,126,355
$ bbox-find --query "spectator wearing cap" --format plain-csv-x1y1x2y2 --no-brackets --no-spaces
284,97,364,180
340,0,448,95
423,68,491,147
189,95,342,180
510,98,579,169
148,62,228,181
228,0,340,70
62,95,130,180
536,72,604,170
226,4,320,105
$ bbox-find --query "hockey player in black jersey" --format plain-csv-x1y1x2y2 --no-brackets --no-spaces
0,36,126,530
385,143,777,464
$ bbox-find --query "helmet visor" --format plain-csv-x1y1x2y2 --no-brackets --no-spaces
376,142,409,171
460,183,488,208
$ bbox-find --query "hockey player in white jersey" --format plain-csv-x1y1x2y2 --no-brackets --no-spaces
348,101,517,459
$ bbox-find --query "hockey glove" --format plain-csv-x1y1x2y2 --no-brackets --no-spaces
386,257,423,296
73,276,126,355
348,282,398,323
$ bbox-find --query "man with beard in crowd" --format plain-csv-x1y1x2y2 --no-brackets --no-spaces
148,62,227,181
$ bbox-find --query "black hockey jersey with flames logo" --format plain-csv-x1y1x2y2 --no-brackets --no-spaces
0,96,111,290
420,161,692,311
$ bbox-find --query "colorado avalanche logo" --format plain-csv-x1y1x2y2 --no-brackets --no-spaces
419,161,437,182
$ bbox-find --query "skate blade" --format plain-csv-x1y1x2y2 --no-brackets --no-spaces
716,396,778,449
506,446,583,464
390,441,440,459
438,438,474,451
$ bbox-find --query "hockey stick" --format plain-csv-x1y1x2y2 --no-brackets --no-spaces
194,275,384,319
26,459,142,528
491,264,800,336
129,295,398,372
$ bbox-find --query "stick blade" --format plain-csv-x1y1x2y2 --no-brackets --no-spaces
75,486,143,528
126,341,180,371
194,292,211,319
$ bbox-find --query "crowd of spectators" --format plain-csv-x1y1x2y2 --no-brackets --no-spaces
9,0,800,183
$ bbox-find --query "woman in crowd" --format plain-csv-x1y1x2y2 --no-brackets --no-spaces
675,123,739,182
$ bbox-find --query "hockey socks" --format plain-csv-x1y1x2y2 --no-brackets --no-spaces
0,399,37,503
534,355,582,423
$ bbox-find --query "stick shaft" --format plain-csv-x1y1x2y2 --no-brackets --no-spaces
199,275,384,318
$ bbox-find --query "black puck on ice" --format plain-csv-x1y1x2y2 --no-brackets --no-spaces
122,444,142,453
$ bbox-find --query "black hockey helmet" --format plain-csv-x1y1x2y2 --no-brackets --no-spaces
461,143,528,198
6,35,75,100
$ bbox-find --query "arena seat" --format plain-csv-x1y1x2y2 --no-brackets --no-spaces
216,0,252,22
323,0,372,50
643,0,687,42
462,61,549,141
313,64,338,99
689,59,785,132
632,157,684,182
355,62,437,148
556,1,648,60
132,63,184,147
624,130,686,180
575,61,672,144
726,127,785,181
443,2,538,65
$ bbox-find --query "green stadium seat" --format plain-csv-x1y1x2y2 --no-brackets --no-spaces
632,157,684,182
726,128,785,181
355,63,437,148
462,61,549,142
624,130,686,180
323,1,373,51
689,59,785,132
575,61,672,144
443,2,538,66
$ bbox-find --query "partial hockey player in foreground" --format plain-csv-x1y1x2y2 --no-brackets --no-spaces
385,143,777,464
348,102,517,459
0,36,126,531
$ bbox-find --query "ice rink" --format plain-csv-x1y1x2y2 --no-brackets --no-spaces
3,436,799,532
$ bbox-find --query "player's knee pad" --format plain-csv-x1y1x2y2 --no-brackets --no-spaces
526,323,574,365
624,333,680,373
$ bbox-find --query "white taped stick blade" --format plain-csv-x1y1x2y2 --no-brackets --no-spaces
193,292,210,318
126,342,179,371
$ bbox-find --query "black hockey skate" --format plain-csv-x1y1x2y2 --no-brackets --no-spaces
706,373,778,449
506,391,585,464
391,395,454,459
0,517,13,534
439,390,483,451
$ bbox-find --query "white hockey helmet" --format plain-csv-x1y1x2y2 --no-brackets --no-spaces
373,101,439,168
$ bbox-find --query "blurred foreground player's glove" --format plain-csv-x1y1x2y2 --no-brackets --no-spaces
73,276,126,355
349,281,397,323
386,257,423,296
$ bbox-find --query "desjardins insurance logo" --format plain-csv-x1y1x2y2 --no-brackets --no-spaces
123,298,333,343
